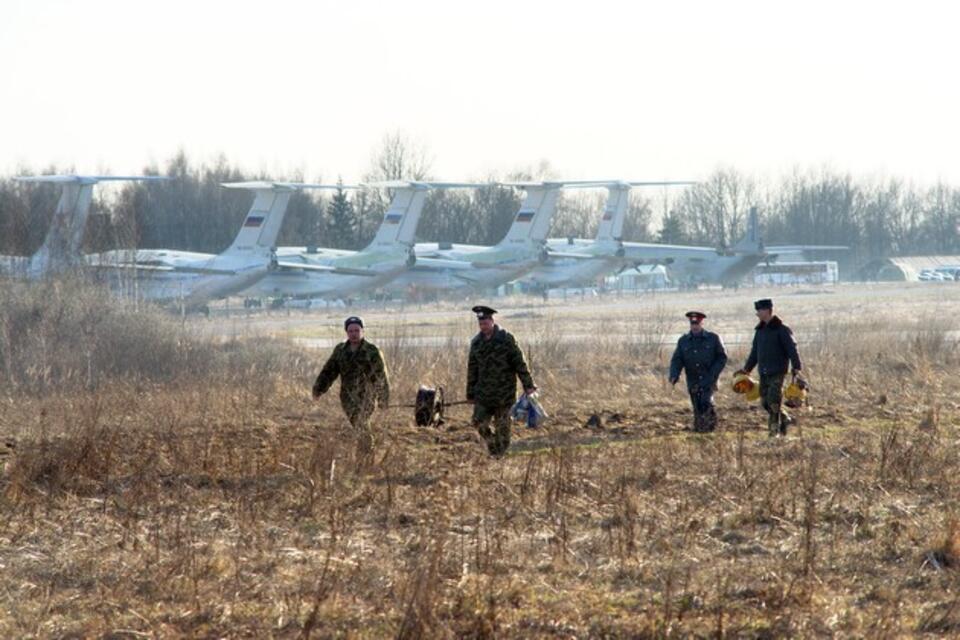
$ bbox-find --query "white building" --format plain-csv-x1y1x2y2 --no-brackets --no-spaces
750,261,839,285
609,265,670,290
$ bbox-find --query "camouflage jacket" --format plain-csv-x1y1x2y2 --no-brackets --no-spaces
743,316,803,376
313,339,390,412
466,326,536,408
669,329,728,389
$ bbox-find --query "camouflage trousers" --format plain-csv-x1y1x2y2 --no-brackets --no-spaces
472,403,512,457
688,383,718,432
759,373,791,436
344,403,376,467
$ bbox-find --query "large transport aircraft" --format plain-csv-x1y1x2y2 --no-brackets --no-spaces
523,180,697,289
88,181,356,311
0,175,167,279
555,184,849,287
620,208,768,287
387,181,578,294
244,181,484,301
557,197,766,287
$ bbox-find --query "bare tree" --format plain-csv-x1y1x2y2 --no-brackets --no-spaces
358,131,434,245
366,131,432,183
673,168,757,247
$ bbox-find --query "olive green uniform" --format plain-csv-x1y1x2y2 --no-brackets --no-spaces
466,326,536,456
313,339,390,457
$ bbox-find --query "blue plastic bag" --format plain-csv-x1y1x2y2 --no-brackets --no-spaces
511,391,548,429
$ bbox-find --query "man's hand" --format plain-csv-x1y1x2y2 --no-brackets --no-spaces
669,377,679,386
524,387,538,396
312,389,323,400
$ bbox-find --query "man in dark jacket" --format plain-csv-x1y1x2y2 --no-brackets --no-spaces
467,305,537,457
313,316,391,463
669,311,728,432
735,299,804,436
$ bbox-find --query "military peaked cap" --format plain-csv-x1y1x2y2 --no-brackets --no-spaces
472,305,497,319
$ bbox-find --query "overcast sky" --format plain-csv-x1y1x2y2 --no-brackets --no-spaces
3,0,958,184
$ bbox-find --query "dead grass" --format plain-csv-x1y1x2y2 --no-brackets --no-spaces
0,282,959,637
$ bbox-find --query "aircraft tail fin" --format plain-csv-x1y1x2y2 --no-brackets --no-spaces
14,175,168,276
220,181,349,257
361,181,485,252
547,180,697,243
495,182,563,247
732,206,763,254
596,184,630,242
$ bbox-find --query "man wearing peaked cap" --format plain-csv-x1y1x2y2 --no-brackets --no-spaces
669,311,727,432
466,305,537,457
735,298,805,437
473,305,497,320
313,315,390,466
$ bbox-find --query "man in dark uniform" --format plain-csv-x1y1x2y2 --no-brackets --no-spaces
313,316,391,463
735,299,804,437
466,305,537,457
669,311,728,432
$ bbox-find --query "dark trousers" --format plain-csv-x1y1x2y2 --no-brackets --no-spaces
688,383,717,432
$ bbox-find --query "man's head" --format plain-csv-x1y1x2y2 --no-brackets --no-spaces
754,298,773,322
472,305,497,336
685,311,706,333
344,316,364,344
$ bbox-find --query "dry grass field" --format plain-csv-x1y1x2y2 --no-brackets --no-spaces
1,280,960,638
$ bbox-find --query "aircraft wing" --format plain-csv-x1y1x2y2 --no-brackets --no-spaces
89,262,239,276
414,249,448,259
409,257,475,271
765,245,849,252
15,175,170,185
546,250,605,260
468,261,532,270
221,181,359,190
274,261,381,277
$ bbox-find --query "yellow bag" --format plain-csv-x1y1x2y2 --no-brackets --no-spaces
784,380,808,408
732,373,761,402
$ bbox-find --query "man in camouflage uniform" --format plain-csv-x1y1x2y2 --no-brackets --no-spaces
466,305,537,457
669,311,727,432
735,299,804,437
313,316,390,463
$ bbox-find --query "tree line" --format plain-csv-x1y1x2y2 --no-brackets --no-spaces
2,135,959,271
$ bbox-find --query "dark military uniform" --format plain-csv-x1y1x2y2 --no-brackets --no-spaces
742,316,802,436
313,339,390,457
670,330,727,431
467,325,536,456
